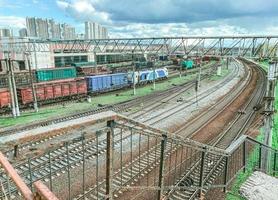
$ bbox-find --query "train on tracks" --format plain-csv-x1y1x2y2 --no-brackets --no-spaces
0,66,168,110
0,55,218,111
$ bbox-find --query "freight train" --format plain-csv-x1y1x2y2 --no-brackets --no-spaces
0,67,168,109
86,68,168,93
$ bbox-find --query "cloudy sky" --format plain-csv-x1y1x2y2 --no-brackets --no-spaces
0,0,278,37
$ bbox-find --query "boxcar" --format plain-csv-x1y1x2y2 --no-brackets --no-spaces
128,68,168,84
36,67,77,82
86,73,128,92
181,60,194,69
17,78,87,105
0,88,10,108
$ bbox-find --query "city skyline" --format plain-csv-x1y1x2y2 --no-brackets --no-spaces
0,16,109,40
0,0,278,38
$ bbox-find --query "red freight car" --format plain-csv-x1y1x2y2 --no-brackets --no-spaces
17,78,87,105
0,88,10,108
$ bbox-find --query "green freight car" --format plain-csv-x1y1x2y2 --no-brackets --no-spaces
36,67,77,82
181,60,194,69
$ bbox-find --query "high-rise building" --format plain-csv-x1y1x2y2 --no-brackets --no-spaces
0,28,13,38
61,24,76,40
19,28,28,37
85,21,108,39
26,17,76,40
26,17,49,38
48,19,61,39
26,17,37,37
36,18,49,39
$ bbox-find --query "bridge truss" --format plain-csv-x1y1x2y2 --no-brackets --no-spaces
0,35,278,58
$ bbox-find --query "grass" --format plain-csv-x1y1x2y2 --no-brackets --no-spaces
0,62,229,128
226,60,278,199
0,71,200,128
209,67,230,81
226,132,265,200
272,76,278,150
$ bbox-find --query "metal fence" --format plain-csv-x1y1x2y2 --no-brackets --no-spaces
0,112,277,200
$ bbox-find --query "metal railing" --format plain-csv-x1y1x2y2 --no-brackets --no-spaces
0,152,59,200
0,111,277,200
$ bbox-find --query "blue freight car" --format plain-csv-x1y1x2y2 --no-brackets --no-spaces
127,68,168,84
86,73,128,92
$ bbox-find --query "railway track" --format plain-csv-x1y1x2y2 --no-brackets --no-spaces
1,67,216,159
49,61,240,199
166,59,267,200
0,63,215,117
0,63,233,198
0,65,215,137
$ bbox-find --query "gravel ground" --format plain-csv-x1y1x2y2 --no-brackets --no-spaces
0,62,249,199
133,63,244,131
0,63,243,159
240,171,278,200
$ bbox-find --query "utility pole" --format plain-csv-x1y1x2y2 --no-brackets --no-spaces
195,79,199,107
179,61,182,78
6,58,16,118
133,63,136,95
132,51,136,95
197,62,201,89
153,59,156,90
10,59,20,116
26,53,38,112
262,61,276,171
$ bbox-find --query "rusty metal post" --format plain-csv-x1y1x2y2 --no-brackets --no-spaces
157,134,167,200
106,120,115,200
199,147,206,198
33,180,59,200
243,141,247,173
28,157,33,191
0,152,33,200
13,144,18,158
273,151,277,176
223,156,229,193
81,134,85,199
258,144,262,169
66,142,71,200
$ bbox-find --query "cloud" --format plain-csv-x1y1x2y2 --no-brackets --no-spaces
108,23,249,38
56,0,111,24
0,16,25,29
55,0,278,38
56,0,278,24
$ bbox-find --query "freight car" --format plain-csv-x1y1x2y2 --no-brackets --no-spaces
127,68,168,84
15,78,87,106
36,67,77,82
181,60,194,70
202,56,221,62
86,73,128,93
0,88,10,108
